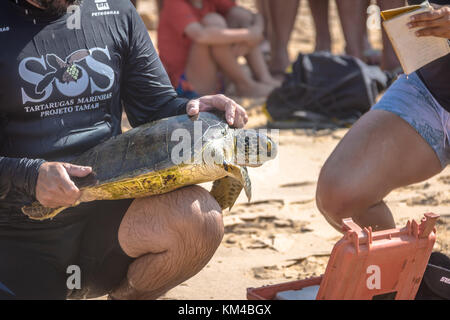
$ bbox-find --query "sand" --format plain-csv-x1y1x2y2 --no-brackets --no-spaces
126,0,450,300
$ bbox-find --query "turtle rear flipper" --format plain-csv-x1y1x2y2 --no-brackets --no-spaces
21,202,67,221
210,166,251,211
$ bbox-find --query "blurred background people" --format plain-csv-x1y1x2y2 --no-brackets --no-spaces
256,0,333,78
158,0,280,98
336,0,404,71
257,0,404,78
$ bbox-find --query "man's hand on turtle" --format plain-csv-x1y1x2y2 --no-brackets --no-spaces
186,94,249,128
408,5,450,39
35,162,92,208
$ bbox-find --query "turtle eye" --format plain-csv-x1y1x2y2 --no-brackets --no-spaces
244,136,250,163
266,140,272,158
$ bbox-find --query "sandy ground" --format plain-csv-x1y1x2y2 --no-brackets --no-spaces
125,0,450,300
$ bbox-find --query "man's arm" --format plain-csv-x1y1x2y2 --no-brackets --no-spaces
0,157,44,200
0,154,93,212
184,6,263,46
121,6,189,128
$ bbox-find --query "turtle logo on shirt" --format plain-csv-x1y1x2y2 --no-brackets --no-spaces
36,50,90,94
19,46,115,104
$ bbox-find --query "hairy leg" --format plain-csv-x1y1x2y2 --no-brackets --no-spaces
267,0,300,74
110,186,224,300
308,0,331,52
316,110,442,232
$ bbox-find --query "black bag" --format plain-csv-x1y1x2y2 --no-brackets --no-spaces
265,52,395,125
415,252,450,300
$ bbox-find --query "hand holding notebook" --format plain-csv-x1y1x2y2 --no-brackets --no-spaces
382,1,450,74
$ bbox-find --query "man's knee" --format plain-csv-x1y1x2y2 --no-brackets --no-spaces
172,186,224,250
315,166,362,228
202,13,228,29
119,185,223,258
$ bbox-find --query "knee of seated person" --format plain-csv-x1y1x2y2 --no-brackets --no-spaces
202,13,228,29
173,186,224,248
315,169,360,227
227,8,253,28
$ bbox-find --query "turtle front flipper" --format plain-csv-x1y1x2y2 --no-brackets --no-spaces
210,166,251,211
21,202,69,221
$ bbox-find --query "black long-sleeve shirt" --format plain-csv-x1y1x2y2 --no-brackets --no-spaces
0,0,188,220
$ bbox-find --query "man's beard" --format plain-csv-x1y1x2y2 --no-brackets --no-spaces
32,0,82,15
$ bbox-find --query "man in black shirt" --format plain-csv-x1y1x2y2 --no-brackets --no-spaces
0,0,248,299
316,3,450,233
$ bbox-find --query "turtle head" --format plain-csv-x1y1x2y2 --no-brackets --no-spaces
233,129,277,167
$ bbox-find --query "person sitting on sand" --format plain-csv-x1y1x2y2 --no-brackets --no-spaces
0,0,248,300
158,0,280,98
315,2,450,232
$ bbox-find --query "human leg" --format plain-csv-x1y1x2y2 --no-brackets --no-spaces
378,0,404,70
335,0,369,60
110,186,224,300
308,0,332,52
266,0,300,75
316,74,447,232
185,13,273,97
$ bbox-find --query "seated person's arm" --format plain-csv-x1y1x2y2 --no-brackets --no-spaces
408,4,450,38
184,17,262,46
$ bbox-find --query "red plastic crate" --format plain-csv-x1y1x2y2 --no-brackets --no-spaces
247,213,439,300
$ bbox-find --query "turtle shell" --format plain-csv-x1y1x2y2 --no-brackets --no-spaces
21,111,245,220
71,111,232,188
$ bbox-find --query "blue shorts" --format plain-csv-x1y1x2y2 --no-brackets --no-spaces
372,72,450,168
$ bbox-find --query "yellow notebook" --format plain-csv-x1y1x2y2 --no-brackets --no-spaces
382,1,450,74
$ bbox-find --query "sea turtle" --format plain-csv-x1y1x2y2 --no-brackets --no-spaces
22,112,277,220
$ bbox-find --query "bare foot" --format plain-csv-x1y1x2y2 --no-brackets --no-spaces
270,48,290,79
261,76,282,88
236,82,275,98
314,37,331,53
271,71,286,82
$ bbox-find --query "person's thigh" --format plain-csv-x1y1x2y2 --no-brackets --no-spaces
185,43,219,96
67,199,135,299
117,185,223,259
0,219,87,300
184,13,228,95
318,109,442,211
317,73,447,223
0,243,67,300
